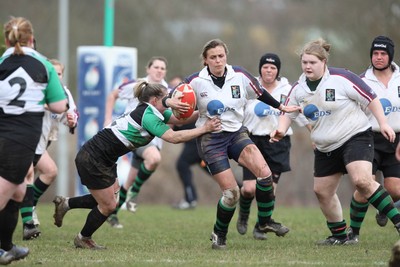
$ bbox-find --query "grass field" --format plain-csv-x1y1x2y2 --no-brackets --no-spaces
11,203,397,266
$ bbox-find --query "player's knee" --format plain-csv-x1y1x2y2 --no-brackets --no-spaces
221,186,240,208
46,165,58,182
241,182,255,198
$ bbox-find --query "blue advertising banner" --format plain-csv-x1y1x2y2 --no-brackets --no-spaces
76,46,137,196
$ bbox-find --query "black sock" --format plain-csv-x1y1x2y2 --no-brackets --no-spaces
81,206,108,237
255,177,275,226
238,192,253,218
20,185,34,224
115,186,128,212
327,220,347,240
69,194,98,209
130,163,153,196
33,177,49,206
0,200,20,251
349,197,369,235
213,199,235,237
368,185,400,225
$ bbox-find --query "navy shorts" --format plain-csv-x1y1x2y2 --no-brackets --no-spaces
243,135,291,181
314,129,374,177
196,126,253,175
373,132,400,178
0,137,34,185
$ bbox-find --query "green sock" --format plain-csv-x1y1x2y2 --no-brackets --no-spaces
349,197,369,235
130,163,154,196
368,185,400,225
20,185,34,224
327,220,347,240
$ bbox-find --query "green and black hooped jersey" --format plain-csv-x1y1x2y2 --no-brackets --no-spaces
88,102,173,164
0,47,67,151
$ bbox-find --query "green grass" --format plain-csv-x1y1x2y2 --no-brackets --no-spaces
13,204,396,266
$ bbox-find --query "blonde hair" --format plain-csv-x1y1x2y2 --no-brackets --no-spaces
299,38,331,62
49,59,65,74
3,17,34,55
134,80,167,102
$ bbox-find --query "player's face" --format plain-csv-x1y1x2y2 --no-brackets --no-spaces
204,46,227,77
260,63,278,84
147,60,167,83
301,54,325,81
371,50,390,70
153,90,169,113
54,65,63,80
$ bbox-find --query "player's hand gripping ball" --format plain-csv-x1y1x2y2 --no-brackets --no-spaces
172,84,196,120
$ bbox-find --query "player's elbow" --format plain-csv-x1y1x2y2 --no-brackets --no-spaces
48,99,68,113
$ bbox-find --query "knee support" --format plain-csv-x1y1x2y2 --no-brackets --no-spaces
221,186,240,208
257,176,273,186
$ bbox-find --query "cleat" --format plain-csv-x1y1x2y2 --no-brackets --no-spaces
0,249,13,265
126,196,138,213
345,227,359,244
390,240,400,267
23,220,41,240
236,211,249,235
53,196,69,227
253,223,267,240
258,219,289,237
106,214,123,229
395,222,400,235
376,210,388,227
210,232,226,250
316,236,352,246
74,235,106,250
172,199,197,210
7,245,29,261
32,206,40,226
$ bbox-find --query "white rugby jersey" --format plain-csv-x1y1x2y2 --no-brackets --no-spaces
243,77,308,136
117,76,168,149
186,64,269,132
36,87,78,155
286,67,376,152
361,63,400,132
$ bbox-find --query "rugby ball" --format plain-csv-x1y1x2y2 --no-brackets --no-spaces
171,83,196,120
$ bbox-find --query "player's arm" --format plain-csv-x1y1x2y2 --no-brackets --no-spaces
258,90,300,113
167,110,199,125
270,114,292,143
160,116,221,144
368,97,395,142
104,88,119,127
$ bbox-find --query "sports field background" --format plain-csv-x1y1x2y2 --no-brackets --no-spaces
14,204,396,266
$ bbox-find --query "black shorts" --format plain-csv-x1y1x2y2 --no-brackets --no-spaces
373,132,400,178
75,144,118,190
314,129,374,177
243,135,291,181
0,137,34,184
